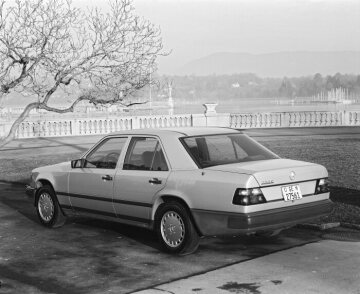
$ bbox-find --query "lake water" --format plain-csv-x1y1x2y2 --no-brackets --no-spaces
128,98,360,116
2,98,360,121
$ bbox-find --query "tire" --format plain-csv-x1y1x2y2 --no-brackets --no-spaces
155,201,200,255
36,185,66,228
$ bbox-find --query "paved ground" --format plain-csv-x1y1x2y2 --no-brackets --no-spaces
134,238,360,294
1,183,359,294
0,182,329,294
0,126,359,293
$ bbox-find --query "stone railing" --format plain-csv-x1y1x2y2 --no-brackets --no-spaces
349,111,360,126
287,111,343,127
14,114,193,138
230,112,282,128
16,117,133,138
76,117,133,135
230,111,360,128
1,110,358,139
137,114,192,129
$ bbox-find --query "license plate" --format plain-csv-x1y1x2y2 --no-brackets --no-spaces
281,184,302,201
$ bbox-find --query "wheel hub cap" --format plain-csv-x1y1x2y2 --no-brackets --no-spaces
160,211,185,248
38,193,54,222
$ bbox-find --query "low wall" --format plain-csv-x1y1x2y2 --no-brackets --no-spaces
0,110,358,139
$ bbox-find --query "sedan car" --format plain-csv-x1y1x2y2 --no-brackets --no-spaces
26,127,331,254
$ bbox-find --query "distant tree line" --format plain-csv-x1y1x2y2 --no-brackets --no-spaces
155,73,360,100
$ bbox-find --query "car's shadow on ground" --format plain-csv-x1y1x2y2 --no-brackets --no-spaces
73,217,162,251
330,186,360,206
0,181,39,222
0,181,162,251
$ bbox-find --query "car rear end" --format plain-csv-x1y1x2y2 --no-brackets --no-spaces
227,159,331,234
181,132,331,236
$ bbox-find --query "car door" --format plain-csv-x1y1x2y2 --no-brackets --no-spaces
113,136,170,223
68,136,128,217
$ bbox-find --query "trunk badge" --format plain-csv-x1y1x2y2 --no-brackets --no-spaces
261,180,274,185
290,171,296,181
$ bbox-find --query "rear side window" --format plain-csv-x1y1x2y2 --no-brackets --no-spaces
206,135,248,161
124,137,168,171
182,134,278,168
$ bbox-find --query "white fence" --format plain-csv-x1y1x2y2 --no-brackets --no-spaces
0,110,358,139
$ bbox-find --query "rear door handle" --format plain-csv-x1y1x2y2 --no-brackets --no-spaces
149,178,162,185
102,175,113,181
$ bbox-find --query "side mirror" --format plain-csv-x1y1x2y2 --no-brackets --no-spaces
71,158,85,168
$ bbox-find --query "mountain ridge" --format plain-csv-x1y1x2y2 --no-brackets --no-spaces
176,51,360,77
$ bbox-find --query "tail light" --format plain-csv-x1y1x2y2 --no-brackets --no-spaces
233,188,267,206
315,178,330,194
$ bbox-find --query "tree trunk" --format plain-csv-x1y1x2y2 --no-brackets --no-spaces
0,102,40,148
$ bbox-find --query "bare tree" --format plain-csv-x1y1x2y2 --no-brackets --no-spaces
0,0,164,147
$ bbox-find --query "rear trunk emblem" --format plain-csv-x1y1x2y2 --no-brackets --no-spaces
261,180,274,185
290,171,296,181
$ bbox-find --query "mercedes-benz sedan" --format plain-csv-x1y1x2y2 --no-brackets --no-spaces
26,127,331,254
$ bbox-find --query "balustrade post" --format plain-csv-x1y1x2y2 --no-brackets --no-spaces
343,111,350,126
214,113,231,127
281,112,290,127
132,116,140,129
71,119,78,135
192,113,207,127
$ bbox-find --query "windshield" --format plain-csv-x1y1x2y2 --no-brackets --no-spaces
182,133,279,168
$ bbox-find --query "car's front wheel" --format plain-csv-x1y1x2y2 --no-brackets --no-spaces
155,201,200,255
36,185,66,228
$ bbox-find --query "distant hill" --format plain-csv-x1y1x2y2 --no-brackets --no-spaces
177,51,360,77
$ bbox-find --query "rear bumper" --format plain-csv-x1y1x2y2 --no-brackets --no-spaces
191,199,332,236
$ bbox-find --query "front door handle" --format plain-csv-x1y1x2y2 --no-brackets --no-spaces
102,175,113,181
149,178,162,185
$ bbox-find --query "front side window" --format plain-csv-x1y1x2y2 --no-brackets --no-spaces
85,137,127,169
124,137,168,171
182,134,279,168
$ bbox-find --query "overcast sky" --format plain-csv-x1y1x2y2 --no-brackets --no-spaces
74,0,360,73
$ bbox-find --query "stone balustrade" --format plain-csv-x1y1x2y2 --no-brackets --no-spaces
230,112,282,128
76,118,133,135
2,110,359,139
287,111,343,127
229,111,359,128
349,111,360,126
137,114,192,129
14,114,193,138
17,119,73,138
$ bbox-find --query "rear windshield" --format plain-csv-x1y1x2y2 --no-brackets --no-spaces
182,133,279,168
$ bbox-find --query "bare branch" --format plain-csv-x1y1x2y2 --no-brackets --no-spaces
0,0,166,147
0,102,39,148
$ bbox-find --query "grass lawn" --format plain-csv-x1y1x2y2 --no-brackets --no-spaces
0,128,359,224
253,130,360,225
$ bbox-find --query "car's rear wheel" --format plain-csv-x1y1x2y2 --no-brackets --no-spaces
155,201,200,255
36,185,66,228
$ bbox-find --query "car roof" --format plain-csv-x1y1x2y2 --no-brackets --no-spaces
108,127,241,138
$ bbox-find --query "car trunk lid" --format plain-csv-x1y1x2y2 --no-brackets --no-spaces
205,159,324,182
206,159,328,202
